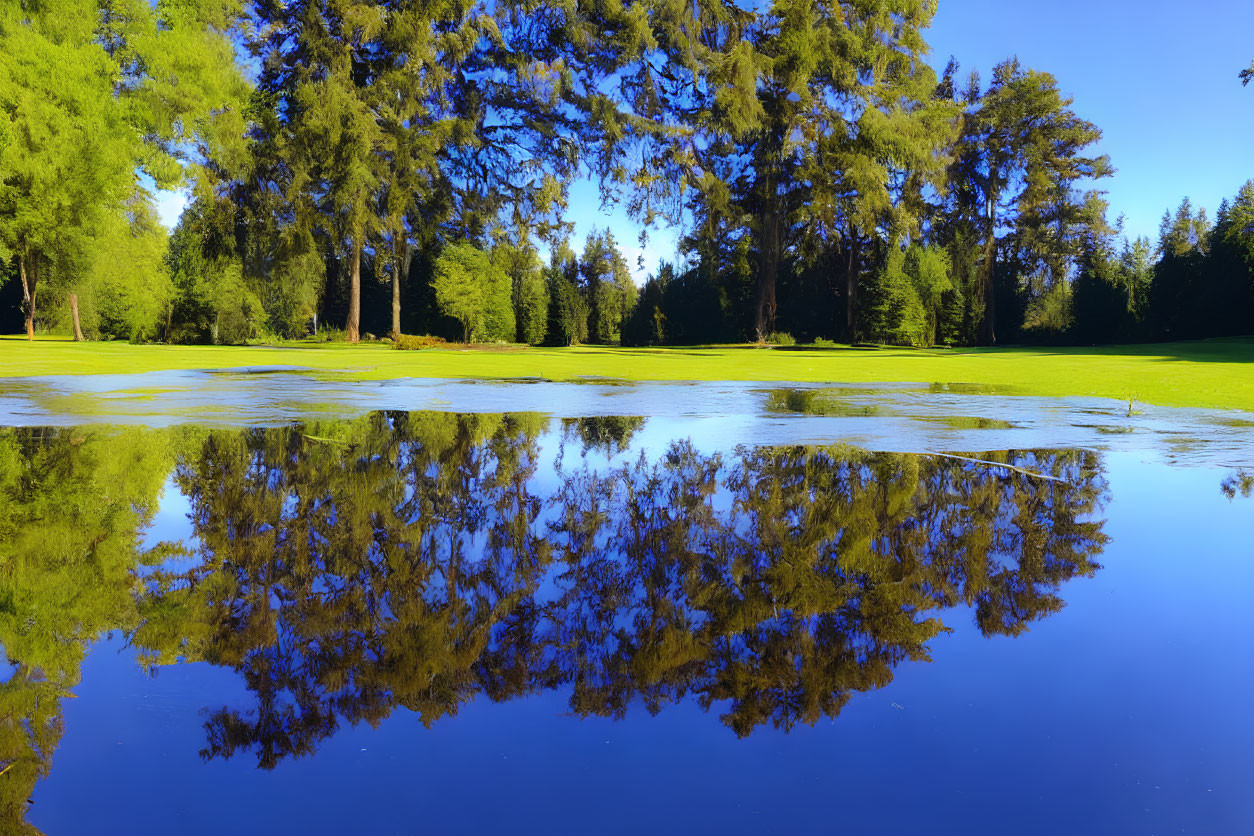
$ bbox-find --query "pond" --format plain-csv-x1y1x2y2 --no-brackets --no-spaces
1,377,1252,834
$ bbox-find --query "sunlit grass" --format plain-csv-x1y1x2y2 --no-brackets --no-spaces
2,335,1253,412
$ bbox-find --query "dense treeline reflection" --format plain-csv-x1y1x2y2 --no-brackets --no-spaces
0,414,1112,822
118,414,1110,768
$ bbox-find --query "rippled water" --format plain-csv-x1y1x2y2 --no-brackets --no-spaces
1,377,1252,834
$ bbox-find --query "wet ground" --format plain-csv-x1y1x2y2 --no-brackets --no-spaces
2,368,1253,467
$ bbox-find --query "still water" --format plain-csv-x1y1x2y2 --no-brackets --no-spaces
2,396,1253,834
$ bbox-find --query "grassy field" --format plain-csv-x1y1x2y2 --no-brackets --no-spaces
2,335,1253,412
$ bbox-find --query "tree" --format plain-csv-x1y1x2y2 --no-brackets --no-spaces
0,1,134,339
431,242,512,343
593,0,952,340
248,0,388,344
579,230,636,344
948,59,1113,343
0,0,248,341
493,241,549,345
543,244,588,346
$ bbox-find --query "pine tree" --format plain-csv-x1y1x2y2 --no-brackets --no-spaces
948,59,1113,343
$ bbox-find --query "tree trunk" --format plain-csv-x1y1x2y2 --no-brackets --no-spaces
391,254,401,338
755,210,780,341
981,209,998,345
19,255,36,341
346,240,361,343
844,231,858,339
981,188,998,345
69,293,84,341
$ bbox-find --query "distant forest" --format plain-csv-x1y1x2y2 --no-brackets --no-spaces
2,1,1253,348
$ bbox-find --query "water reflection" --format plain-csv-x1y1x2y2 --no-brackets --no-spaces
1222,470,1253,499
124,414,1108,768
1,415,1112,823
0,427,174,830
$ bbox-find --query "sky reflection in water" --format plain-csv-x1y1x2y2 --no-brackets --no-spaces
0,412,1251,835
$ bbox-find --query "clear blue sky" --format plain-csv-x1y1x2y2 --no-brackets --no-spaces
154,0,1254,281
928,0,1254,242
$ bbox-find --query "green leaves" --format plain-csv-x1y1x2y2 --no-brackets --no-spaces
0,0,249,338
432,241,513,342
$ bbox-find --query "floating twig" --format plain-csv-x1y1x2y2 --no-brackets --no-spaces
930,452,1064,482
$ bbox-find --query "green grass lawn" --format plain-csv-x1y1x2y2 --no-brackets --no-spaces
2,335,1253,412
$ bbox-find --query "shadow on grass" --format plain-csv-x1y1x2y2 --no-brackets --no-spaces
997,336,1254,364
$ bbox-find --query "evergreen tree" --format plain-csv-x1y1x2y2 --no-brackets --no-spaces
948,59,1113,343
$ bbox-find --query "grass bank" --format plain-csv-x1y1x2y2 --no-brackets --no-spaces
2,335,1253,412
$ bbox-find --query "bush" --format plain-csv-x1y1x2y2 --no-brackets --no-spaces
766,331,796,346
392,333,447,351
810,337,838,348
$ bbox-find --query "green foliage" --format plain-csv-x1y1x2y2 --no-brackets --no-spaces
765,331,796,346
579,230,636,344
0,0,1249,353
865,247,927,346
59,201,172,342
863,243,952,347
1023,282,1073,337
165,213,265,344
0,0,247,338
432,242,514,343
392,334,447,351
544,250,589,346
621,270,668,347
494,243,549,345
948,58,1113,344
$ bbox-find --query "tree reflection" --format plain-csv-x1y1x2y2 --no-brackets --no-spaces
560,416,647,457
0,427,173,831
1221,470,1253,499
132,411,552,768
131,419,1109,767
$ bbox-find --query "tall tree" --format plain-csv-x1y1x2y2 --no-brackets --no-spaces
0,0,247,341
249,0,390,343
590,0,950,340
948,59,1113,343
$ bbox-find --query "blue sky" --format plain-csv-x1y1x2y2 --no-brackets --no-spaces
153,0,1254,281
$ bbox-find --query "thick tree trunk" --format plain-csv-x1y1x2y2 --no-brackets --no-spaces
391,256,401,338
19,255,36,341
69,293,84,341
346,241,361,343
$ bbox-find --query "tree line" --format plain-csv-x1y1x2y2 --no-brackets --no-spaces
2,2,1252,347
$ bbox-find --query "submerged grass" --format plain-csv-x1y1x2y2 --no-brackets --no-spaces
915,416,1019,430
766,389,882,417
2,335,1254,412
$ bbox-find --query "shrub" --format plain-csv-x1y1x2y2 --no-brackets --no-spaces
810,337,838,348
309,325,345,343
766,331,796,346
392,334,447,351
